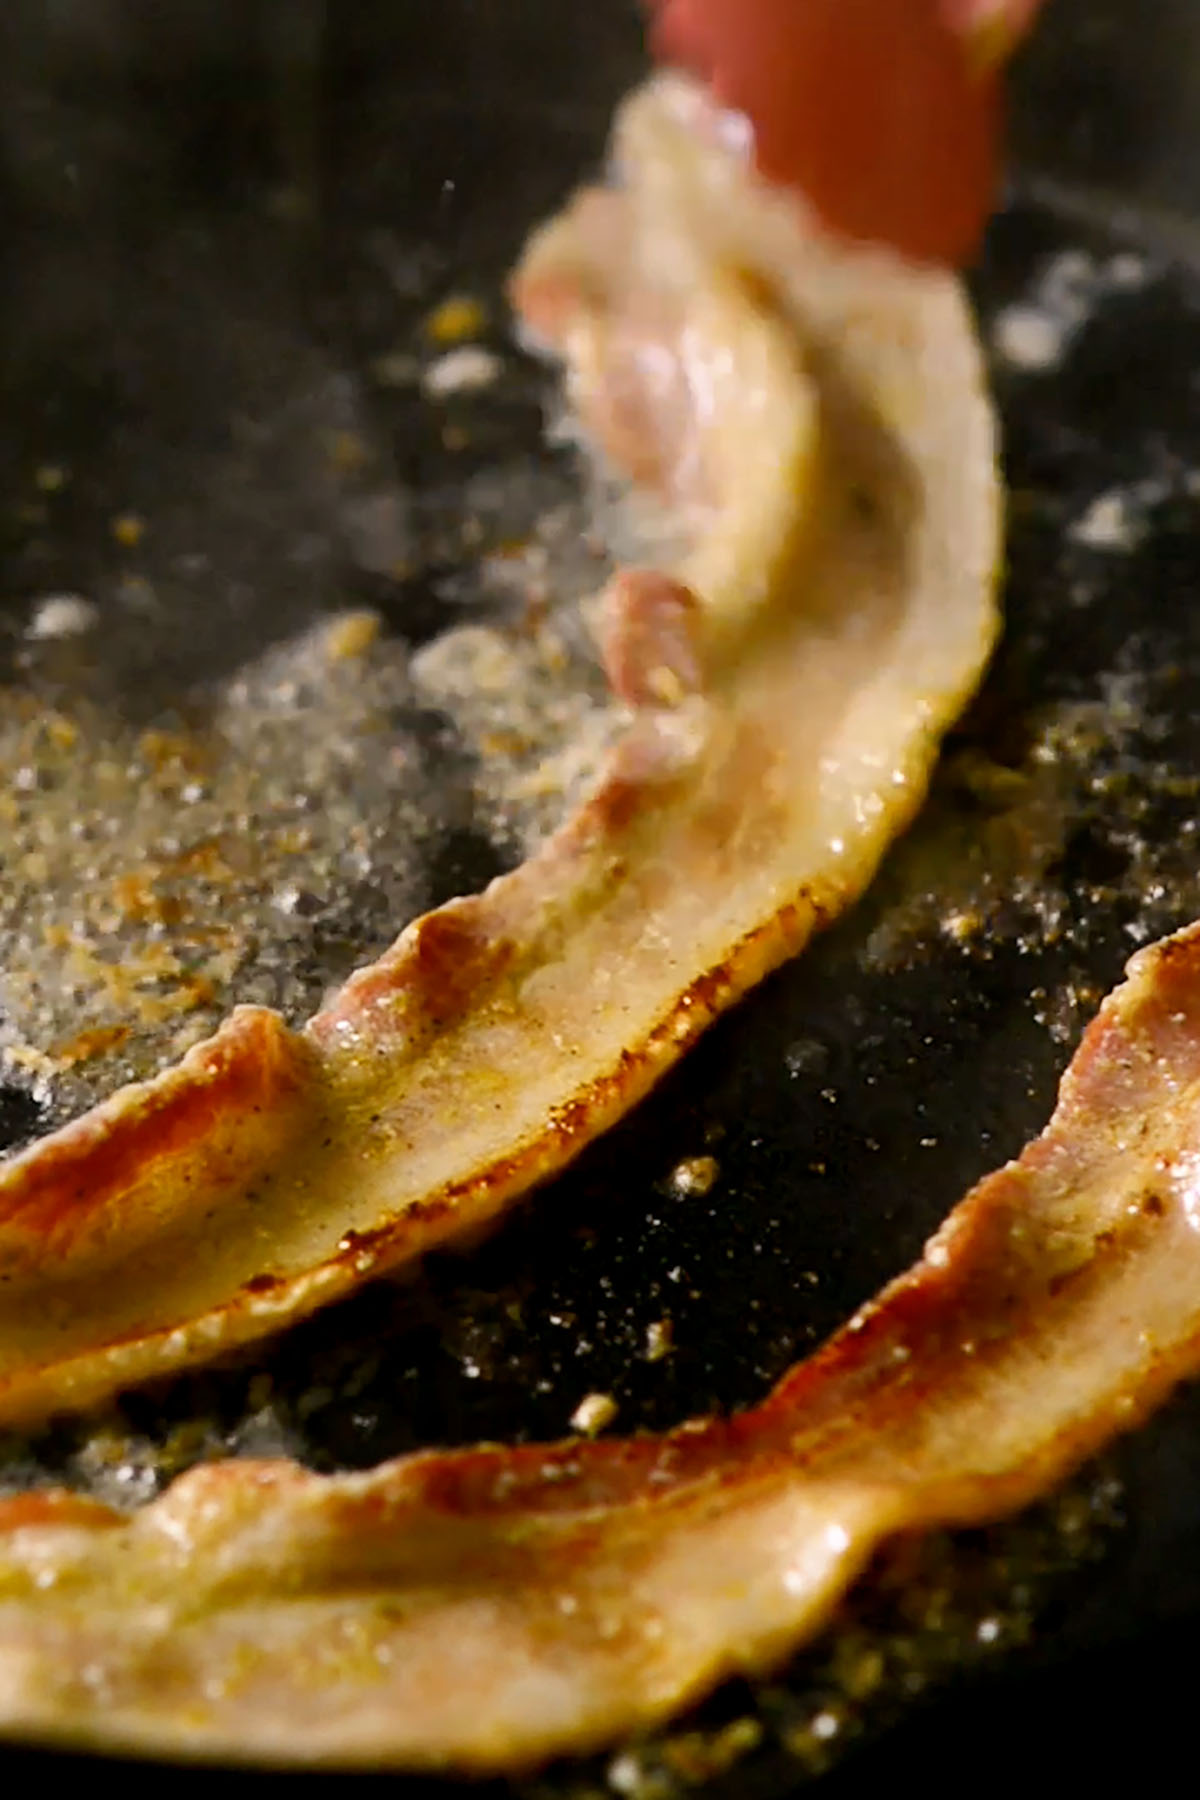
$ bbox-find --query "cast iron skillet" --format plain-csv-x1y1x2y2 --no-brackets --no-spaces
3,0,1200,1791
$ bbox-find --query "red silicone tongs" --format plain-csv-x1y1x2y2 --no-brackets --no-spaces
645,0,1044,267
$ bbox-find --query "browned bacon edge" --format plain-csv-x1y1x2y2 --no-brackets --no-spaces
1,925,1200,1770
0,73,999,1426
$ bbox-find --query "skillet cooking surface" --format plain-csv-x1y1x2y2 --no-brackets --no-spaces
4,1,1200,1790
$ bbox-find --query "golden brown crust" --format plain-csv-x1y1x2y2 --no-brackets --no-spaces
0,76,998,1427
3,926,1200,1768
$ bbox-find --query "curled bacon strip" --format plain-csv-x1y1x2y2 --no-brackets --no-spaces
3,924,1200,1769
0,77,998,1429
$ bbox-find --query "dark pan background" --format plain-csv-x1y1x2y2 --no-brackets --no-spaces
3,0,1200,1792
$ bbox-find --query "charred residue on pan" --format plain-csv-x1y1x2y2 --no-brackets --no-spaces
4,21,1200,1793
0,165,620,1136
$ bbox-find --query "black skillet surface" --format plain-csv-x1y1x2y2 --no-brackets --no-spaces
4,0,1200,1792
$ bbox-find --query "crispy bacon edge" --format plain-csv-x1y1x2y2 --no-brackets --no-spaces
3,923,1200,1769
0,75,999,1425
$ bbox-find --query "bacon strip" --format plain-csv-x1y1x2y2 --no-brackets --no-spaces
2,924,1200,1769
0,77,998,1427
